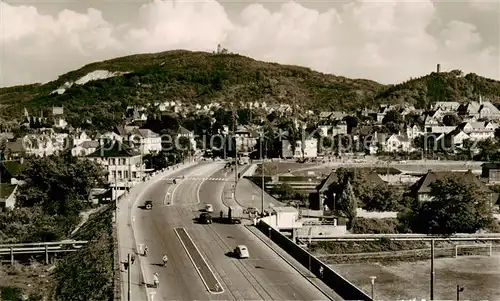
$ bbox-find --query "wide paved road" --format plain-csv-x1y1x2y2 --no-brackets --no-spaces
133,161,331,300
198,167,331,300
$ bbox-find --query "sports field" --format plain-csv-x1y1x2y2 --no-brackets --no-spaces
331,254,500,300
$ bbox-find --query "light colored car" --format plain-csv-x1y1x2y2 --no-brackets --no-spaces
234,245,249,259
205,204,214,213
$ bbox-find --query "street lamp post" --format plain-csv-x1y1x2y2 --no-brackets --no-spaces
369,276,377,300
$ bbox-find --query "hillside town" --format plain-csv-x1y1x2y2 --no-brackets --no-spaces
2,95,500,212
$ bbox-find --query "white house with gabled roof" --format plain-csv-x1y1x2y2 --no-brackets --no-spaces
127,128,162,154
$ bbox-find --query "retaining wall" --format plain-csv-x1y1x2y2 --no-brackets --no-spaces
256,220,372,301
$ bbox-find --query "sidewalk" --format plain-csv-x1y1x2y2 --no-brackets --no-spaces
245,225,344,301
116,161,198,301
234,177,283,211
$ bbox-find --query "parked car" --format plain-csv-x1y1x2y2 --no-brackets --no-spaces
205,204,214,213
234,245,249,259
199,213,212,224
144,200,153,210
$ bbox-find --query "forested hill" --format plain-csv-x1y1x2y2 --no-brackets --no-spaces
1,50,499,129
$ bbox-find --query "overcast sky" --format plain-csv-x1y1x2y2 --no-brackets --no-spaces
1,0,499,88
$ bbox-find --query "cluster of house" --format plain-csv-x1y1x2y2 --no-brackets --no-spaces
315,98,500,154
0,122,197,189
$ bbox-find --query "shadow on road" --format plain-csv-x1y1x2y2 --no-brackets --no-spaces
225,251,237,258
150,263,164,267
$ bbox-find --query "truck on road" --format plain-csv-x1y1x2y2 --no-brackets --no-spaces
227,206,243,224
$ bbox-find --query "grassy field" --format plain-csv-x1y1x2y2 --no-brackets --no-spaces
331,254,500,300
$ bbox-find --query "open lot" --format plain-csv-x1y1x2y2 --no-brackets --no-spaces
331,254,500,300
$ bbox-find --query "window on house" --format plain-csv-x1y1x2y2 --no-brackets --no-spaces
111,158,116,165
113,171,117,178
132,172,137,178
121,158,126,165
125,171,129,178
118,171,122,179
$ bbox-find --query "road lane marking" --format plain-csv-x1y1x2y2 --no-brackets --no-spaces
163,185,175,206
174,227,224,294
164,168,214,207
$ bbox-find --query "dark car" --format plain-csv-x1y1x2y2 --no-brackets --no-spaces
144,200,153,210
199,213,212,224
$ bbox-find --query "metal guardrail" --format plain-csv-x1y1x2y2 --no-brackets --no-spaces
296,233,500,242
0,240,88,264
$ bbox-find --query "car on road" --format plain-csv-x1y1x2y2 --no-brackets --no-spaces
246,207,259,215
205,204,214,213
199,213,212,224
234,245,249,259
144,200,153,210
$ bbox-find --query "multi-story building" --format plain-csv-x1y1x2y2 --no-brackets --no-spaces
293,138,318,158
458,121,495,140
126,128,162,155
86,141,145,188
234,125,258,154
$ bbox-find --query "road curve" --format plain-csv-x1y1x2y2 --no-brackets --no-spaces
198,167,332,300
133,162,226,300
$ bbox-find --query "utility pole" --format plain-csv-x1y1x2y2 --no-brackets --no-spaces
430,239,435,301
260,132,265,217
233,109,238,185
127,253,131,301
0,150,2,200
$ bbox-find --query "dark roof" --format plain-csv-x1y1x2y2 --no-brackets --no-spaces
481,163,500,169
317,171,337,193
87,141,140,158
132,128,159,138
316,168,386,193
5,139,25,153
79,140,99,149
0,161,24,180
411,170,490,194
114,125,128,136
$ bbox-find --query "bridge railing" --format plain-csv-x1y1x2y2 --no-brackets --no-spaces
255,220,372,301
0,240,88,264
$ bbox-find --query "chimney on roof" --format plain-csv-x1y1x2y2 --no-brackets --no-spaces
437,64,441,73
